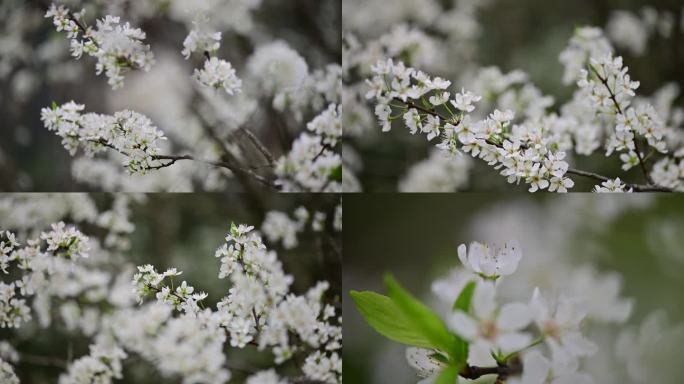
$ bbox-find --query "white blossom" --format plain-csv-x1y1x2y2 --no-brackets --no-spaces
41,102,167,174
45,4,154,89
448,282,531,366
248,41,309,97
458,241,522,279
194,57,242,95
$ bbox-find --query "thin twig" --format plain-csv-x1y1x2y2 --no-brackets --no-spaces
238,127,276,166
591,66,654,184
19,352,69,369
566,168,672,192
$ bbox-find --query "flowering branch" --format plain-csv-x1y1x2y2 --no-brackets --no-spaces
589,65,653,184
390,91,672,192
565,168,671,192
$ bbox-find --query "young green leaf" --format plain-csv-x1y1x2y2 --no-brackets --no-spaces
434,365,459,384
450,280,477,364
453,280,477,311
384,274,460,358
349,290,435,349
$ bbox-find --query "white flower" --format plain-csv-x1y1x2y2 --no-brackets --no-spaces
511,350,594,384
450,89,482,113
0,357,19,384
40,221,90,259
529,288,598,361
307,104,341,146
45,4,154,89
182,27,222,59
447,282,531,366
457,241,522,279
247,369,287,384
41,102,167,174
403,108,422,135
247,41,308,96
194,57,242,95
593,178,632,193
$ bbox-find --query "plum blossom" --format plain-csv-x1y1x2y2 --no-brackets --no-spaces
529,289,598,362
194,57,242,95
458,241,522,279
41,102,167,174
509,350,594,384
45,4,154,89
447,282,532,366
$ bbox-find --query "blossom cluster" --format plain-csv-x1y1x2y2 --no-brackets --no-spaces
58,342,127,384
1,195,341,383
367,58,575,192
40,101,167,174
577,55,669,178
594,178,632,193
398,149,472,192
45,4,154,89
247,41,309,98
0,358,19,384
273,64,343,122
129,222,342,383
343,0,684,192
132,265,207,312
182,25,222,59
307,103,342,146
193,57,242,95
0,223,91,329
181,16,243,95
261,201,342,250
275,104,343,192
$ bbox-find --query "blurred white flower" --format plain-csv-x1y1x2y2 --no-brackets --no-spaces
458,241,522,279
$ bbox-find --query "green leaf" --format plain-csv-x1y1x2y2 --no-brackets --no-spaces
51,101,58,110
430,352,449,364
434,365,459,384
349,290,435,349
450,281,477,364
384,274,459,357
453,281,477,311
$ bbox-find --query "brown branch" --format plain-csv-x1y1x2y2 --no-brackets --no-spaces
85,138,279,189
238,127,276,166
566,168,672,192
460,363,521,380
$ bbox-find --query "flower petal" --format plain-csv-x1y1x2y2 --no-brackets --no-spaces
447,311,478,340
497,302,531,331
521,350,550,384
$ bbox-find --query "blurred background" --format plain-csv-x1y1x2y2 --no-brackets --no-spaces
0,193,341,383
343,193,684,383
343,0,684,191
0,0,341,191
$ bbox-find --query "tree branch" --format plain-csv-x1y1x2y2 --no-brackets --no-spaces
237,126,276,166
460,363,521,380
566,168,672,192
